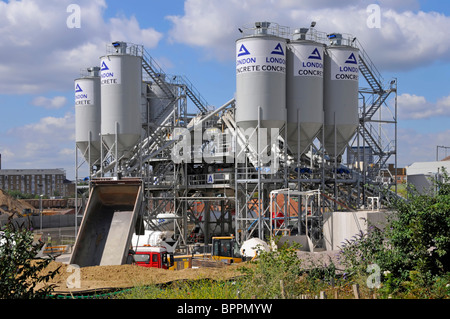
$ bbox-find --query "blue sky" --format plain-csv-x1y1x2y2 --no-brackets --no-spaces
1,0,450,180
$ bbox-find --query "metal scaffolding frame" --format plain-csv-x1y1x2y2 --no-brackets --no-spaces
75,34,399,252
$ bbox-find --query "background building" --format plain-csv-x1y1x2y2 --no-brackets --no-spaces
405,160,450,195
0,168,69,197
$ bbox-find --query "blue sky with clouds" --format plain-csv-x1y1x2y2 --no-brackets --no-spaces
1,0,450,179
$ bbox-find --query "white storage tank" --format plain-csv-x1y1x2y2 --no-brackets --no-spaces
75,67,101,164
148,74,177,122
286,28,325,155
100,41,142,159
235,22,287,133
321,34,359,157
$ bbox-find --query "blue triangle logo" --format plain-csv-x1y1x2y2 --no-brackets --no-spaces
345,52,358,64
271,43,284,56
75,84,83,92
308,48,322,60
101,61,109,71
237,44,250,57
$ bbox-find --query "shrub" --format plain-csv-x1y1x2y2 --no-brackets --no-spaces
339,168,450,297
239,241,303,298
0,221,60,299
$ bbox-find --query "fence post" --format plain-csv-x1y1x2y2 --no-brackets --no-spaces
280,280,285,299
352,284,360,299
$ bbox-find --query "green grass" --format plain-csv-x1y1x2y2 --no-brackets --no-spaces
115,279,246,299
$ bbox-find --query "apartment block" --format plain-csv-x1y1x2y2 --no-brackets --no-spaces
0,168,67,197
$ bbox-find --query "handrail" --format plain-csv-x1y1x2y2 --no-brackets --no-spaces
355,38,384,89
142,48,209,113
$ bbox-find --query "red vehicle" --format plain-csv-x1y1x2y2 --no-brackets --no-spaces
129,246,174,269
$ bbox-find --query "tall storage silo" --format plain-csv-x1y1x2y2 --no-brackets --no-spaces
75,67,101,164
235,22,287,133
100,41,142,159
286,28,325,155
148,74,177,122
321,34,359,157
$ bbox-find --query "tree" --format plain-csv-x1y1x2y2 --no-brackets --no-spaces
339,168,450,296
0,221,61,299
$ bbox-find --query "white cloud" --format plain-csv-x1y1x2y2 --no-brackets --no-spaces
109,15,163,49
0,0,163,94
4,112,75,167
166,0,450,71
8,112,74,142
32,96,67,109
0,148,15,166
398,93,450,120
398,128,450,166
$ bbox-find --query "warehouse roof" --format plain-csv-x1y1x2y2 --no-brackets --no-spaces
406,161,450,176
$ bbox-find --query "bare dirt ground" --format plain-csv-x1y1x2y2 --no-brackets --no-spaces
42,261,248,294
40,249,343,294
0,189,36,218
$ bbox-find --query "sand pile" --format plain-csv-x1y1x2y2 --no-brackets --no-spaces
41,251,343,294
41,261,247,293
0,189,36,218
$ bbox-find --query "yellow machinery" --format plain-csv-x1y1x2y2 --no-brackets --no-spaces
211,236,243,264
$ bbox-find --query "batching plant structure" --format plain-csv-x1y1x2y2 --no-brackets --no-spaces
74,21,398,256
286,27,325,156
75,66,101,168
321,33,360,158
235,21,287,133
100,41,143,164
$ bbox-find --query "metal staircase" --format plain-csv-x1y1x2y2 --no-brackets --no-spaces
357,47,383,92
355,39,397,177
358,123,393,172
142,49,209,115
142,51,176,100
362,89,392,121
356,39,388,120
176,75,209,113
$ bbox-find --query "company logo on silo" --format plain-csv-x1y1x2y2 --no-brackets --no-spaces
308,48,322,60
236,40,286,74
101,61,109,71
345,53,358,64
100,61,117,85
265,43,286,70
331,51,359,81
340,52,359,75
75,83,90,105
237,44,251,57
271,43,284,56
295,46,323,77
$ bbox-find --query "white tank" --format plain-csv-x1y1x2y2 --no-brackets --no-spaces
75,67,101,164
148,74,177,122
235,22,287,133
100,42,142,159
286,28,325,155
321,34,359,157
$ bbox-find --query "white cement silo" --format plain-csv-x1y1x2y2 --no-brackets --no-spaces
235,22,287,134
321,34,359,157
100,42,142,159
75,67,101,164
286,28,325,155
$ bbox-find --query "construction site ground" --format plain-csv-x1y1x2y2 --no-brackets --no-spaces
40,249,342,296
0,191,343,295
41,259,249,294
